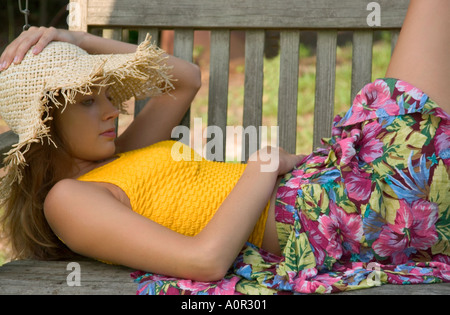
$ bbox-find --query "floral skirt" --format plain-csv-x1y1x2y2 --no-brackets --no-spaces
133,78,450,294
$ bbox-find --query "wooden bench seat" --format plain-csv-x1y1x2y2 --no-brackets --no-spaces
1,258,449,295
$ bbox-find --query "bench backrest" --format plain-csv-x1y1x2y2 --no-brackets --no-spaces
0,0,409,166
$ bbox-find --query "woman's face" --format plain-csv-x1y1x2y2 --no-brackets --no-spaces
53,87,119,163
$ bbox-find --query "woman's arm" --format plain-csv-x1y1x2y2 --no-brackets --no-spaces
114,54,201,153
44,147,303,281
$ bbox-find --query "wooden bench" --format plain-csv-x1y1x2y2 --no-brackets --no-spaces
0,0,410,158
1,0,450,295
1,258,450,295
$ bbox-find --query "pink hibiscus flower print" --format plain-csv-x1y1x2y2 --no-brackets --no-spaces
177,276,240,295
395,80,424,101
343,167,372,204
285,169,310,189
299,215,327,266
359,121,384,163
318,201,363,260
344,80,399,126
353,79,391,108
372,199,439,264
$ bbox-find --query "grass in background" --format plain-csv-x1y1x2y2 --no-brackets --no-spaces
262,34,392,154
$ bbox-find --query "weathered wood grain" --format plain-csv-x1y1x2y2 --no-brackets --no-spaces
313,30,337,149
78,0,408,29
0,259,136,295
242,30,265,161
278,30,300,154
1,259,449,295
174,29,194,130
207,29,231,161
351,30,374,102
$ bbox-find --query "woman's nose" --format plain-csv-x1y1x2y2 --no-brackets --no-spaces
105,107,120,121
102,97,120,121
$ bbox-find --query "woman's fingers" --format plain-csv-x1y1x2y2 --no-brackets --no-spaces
1,27,35,69
30,27,60,55
0,27,58,71
12,28,46,60
277,149,306,175
251,146,305,175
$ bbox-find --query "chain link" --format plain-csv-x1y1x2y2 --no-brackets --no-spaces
18,0,31,31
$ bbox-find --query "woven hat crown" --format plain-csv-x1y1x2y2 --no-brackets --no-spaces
1,42,91,140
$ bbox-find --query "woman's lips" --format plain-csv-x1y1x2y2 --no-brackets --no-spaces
100,128,116,138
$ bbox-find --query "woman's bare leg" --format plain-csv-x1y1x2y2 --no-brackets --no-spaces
385,0,450,113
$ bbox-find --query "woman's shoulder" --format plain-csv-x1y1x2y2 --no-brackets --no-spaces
42,179,138,258
44,179,122,213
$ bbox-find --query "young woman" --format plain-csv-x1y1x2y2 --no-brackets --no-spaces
0,0,449,294
0,26,302,277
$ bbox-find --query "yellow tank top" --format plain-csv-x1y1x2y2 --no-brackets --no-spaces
77,140,269,247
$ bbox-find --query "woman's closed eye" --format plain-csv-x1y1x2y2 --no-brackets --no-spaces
80,98,95,106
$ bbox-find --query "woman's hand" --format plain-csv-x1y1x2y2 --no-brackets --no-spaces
249,146,305,176
0,27,82,71
276,147,305,175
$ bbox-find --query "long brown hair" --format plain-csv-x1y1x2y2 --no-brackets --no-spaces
0,105,78,260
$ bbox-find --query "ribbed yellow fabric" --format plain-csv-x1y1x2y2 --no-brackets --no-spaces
77,140,269,247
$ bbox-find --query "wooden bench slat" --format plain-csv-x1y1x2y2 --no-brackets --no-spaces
242,30,265,162
391,29,400,56
173,29,194,63
138,27,160,45
351,30,374,102
277,30,300,154
313,30,337,149
173,29,194,130
207,29,231,161
82,0,409,29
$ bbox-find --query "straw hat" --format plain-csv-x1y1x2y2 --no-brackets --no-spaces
0,34,173,200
